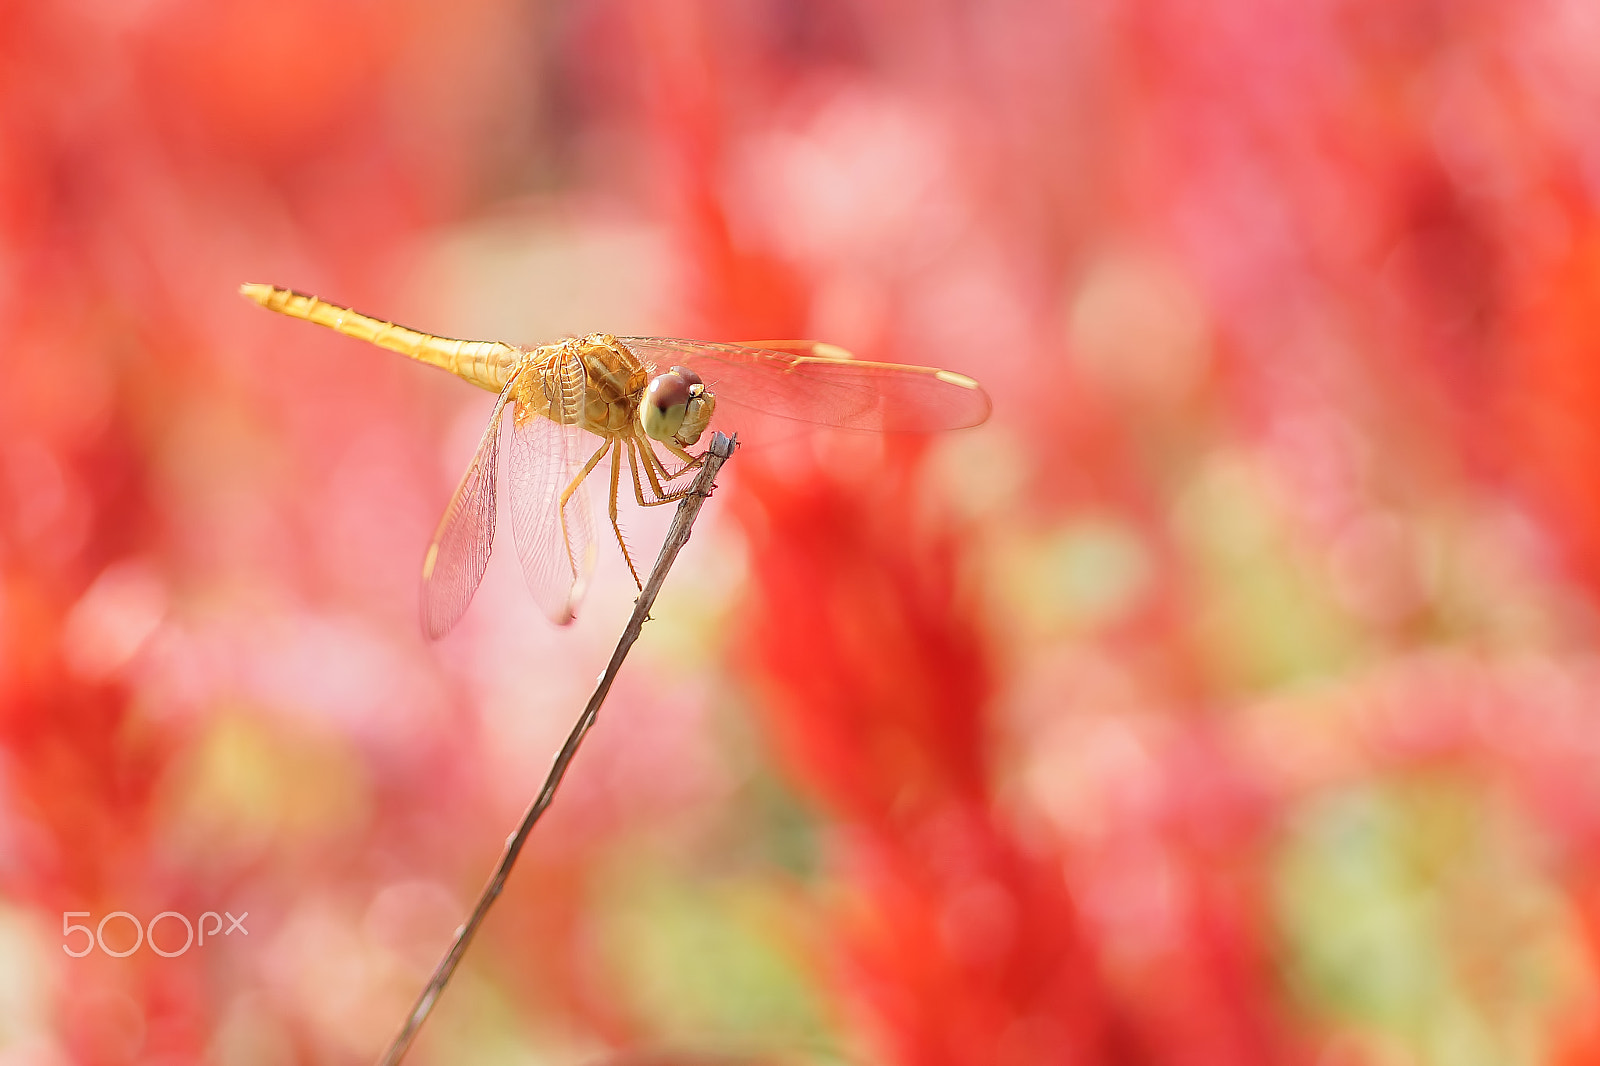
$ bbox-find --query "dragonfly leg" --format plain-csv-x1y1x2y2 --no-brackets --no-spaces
647,439,706,497
662,439,705,473
624,436,685,507
557,438,611,576
640,439,670,502
634,436,681,505
626,436,650,507
607,438,644,590
642,438,704,488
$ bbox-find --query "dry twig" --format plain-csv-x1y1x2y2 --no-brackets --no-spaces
377,431,739,1066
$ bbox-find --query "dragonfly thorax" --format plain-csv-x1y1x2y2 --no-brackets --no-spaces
516,334,646,436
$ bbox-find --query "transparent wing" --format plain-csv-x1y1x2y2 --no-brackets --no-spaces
420,384,514,640
619,337,992,431
506,355,600,625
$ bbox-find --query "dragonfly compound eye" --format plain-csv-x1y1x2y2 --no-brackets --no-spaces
641,372,694,442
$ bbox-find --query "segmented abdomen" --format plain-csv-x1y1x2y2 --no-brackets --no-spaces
240,283,517,394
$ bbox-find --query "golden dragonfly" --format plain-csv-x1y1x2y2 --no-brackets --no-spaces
241,283,991,637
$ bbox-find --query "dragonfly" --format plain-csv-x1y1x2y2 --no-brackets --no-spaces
240,283,992,637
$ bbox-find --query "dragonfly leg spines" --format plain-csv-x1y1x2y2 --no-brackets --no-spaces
625,438,651,510
607,440,644,591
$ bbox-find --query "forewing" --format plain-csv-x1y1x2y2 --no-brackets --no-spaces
421,385,513,640
620,338,992,432
506,359,598,625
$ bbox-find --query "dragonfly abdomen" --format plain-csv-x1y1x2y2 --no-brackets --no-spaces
240,284,517,394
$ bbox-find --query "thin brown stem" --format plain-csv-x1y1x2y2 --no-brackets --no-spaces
376,431,739,1066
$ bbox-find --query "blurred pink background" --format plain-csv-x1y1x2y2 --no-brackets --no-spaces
5,1,1600,1064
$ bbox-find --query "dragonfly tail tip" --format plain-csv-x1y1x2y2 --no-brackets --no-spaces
238,282,273,306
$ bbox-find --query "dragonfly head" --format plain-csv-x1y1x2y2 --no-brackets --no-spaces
641,365,716,446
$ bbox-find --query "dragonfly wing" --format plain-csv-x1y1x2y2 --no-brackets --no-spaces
420,384,513,640
506,360,599,625
620,338,992,432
